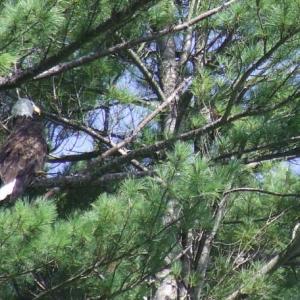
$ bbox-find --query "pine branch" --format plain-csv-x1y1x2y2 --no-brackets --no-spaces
44,111,110,144
245,148,300,164
33,0,239,81
126,47,166,102
224,187,300,198
32,170,153,189
33,264,96,300
48,151,102,163
223,209,295,225
92,89,299,175
179,0,197,66
222,32,297,121
97,77,192,159
0,0,157,90
44,112,148,171
214,136,300,162
226,223,300,300
32,191,187,299
39,73,300,194
0,260,54,282
193,194,230,298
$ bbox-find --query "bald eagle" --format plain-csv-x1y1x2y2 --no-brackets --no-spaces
0,98,47,201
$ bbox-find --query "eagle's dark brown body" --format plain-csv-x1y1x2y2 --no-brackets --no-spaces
0,117,47,200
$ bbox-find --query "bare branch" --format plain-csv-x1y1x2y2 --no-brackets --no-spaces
193,194,229,298
44,112,148,171
126,48,166,102
44,111,110,144
32,170,153,189
98,77,192,159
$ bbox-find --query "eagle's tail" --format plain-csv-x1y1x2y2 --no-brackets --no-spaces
0,179,16,201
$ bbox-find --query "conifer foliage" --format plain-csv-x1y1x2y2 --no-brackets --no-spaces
0,0,299,299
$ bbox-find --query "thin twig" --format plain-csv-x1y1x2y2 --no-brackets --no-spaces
224,188,300,198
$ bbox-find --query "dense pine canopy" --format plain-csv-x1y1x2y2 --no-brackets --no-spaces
0,0,299,299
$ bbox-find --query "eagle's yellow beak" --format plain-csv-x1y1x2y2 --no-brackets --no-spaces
33,104,41,115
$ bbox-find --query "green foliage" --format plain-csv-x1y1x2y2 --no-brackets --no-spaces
0,53,17,75
149,0,177,29
106,85,141,104
0,0,65,51
0,187,168,298
191,70,215,101
0,0,299,298
171,261,182,278
0,140,300,298
1,150,204,298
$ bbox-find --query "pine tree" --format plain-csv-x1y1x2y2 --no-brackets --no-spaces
0,0,299,299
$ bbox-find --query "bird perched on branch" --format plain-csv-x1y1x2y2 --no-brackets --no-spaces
0,98,47,201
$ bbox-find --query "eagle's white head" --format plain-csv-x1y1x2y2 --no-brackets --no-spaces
11,98,41,118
